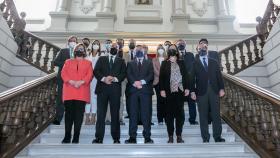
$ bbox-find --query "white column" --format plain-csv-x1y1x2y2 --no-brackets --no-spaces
58,0,68,11
103,0,113,12
174,0,184,14
217,0,227,16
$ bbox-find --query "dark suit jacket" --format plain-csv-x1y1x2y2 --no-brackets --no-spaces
54,48,70,79
94,56,126,96
159,60,189,95
127,59,154,95
191,56,224,96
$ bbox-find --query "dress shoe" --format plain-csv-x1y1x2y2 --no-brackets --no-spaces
190,121,199,125
61,137,71,144
167,136,173,143
203,139,209,143
151,122,154,125
113,139,121,144
176,136,184,143
92,138,103,144
53,120,60,125
144,138,154,144
125,137,137,144
72,139,79,144
215,137,225,142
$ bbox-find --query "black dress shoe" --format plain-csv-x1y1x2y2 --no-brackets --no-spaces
125,138,137,144
61,137,71,144
215,137,225,142
72,139,79,144
167,136,173,143
190,121,199,125
177,136,184,143
92,138,103,144
113,139,121,144
53,120,60,125
144,138,154,144
203,139,209,143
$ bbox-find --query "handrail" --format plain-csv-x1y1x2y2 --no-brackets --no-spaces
0,73,57,158
221,73,280,158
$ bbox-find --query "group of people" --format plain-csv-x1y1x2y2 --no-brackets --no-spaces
52,36,226,144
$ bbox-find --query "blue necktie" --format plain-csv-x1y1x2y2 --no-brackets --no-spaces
203,57,208,72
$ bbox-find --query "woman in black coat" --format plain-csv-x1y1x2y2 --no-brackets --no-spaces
159,44,190,143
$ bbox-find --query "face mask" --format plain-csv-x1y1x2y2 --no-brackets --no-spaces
199,49,207,56
177,44,186,51
110,47,118,55
68,42,76,49
92,44,99,50
118,43,124,49
169,56,176,63
75,51,85,57
158,49,164,56
168,49,177,57
136,50,144,58
129,43,135,50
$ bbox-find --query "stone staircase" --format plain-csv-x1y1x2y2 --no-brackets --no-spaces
16,98,259,158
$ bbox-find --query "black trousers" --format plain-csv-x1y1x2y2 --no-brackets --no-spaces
55,77,64,122
197,85,222,141
154,84,165,123
64,100,86,139
186,96,197,123
95,90,121,140
165,91,185,136
129,92,152,139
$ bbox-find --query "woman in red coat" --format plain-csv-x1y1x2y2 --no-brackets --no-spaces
61,43,93,144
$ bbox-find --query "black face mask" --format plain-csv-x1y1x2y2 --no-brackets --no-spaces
129,43,135,50
168,49,177,57
75,51,85,57
110,47,118,55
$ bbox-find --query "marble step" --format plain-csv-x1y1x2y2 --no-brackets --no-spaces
25,143,247,156
16,152,258,158
39,132,235,144
48,125,229,134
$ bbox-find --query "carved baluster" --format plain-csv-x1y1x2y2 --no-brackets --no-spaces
27,37,37,63
245,40,253,65
50,48,59,73
259,101,274,149
0,0,6,13
258,34,266,58
251,97,262,140
223,50,231,74
231,47,239,73
252,36,261,61
237,43,246,69
271,110,280,152
42,44,51,71
35,40,44,66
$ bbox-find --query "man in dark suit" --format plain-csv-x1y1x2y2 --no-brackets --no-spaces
53,35,78,125
125,45,154,144
191,38,225,143
176,39,198,125
92,43,126,144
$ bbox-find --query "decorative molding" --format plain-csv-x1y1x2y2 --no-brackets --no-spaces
188,0,209,17
79,0,99,14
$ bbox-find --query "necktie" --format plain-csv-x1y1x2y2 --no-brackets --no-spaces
203,57,208,71
110,56,114,69
138,59,142,71
131,52,134,61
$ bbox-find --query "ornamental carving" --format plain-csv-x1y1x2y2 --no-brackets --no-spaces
79,0,99,14
188,0,209,17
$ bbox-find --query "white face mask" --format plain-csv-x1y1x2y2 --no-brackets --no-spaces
92,45,99,50
157,49,165,56
68,42,76,49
